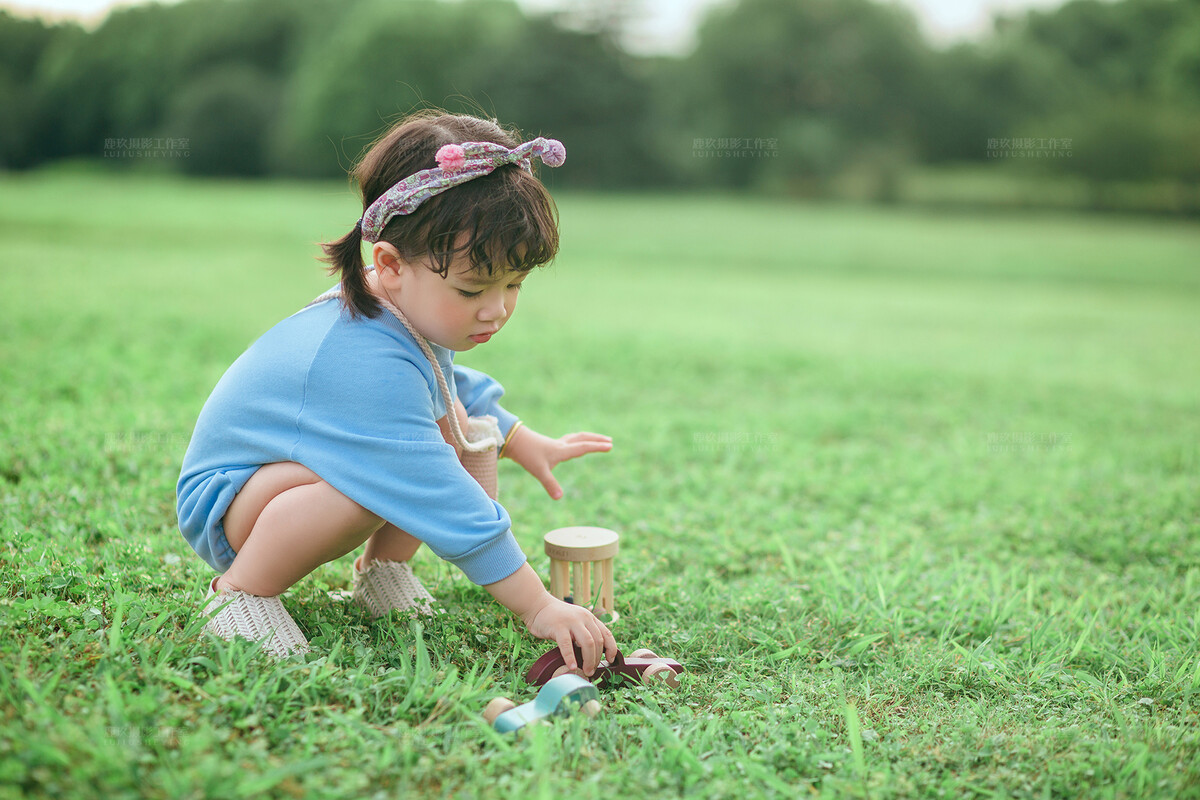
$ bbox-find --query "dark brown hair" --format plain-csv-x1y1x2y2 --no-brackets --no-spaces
320,110,560,318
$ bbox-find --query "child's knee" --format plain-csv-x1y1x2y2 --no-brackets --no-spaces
317,481,384,533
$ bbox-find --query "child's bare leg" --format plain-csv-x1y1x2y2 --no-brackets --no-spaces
362,524,422,565
217,462,385,596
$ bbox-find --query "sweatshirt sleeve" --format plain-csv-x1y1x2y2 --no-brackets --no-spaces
452,364,519,438
290,330,526,585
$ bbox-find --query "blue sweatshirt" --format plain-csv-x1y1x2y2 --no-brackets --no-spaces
176,295,526,585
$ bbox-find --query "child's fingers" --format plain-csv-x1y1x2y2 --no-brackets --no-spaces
585,615,618,664
559,440,613,462
540,473,564,500
601,623,618,662
556,632,579,672
573,622,600,676
582,616,617,674
562,432,612,444
524,460,563,499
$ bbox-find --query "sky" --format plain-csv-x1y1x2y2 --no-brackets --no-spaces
2,0,1070,53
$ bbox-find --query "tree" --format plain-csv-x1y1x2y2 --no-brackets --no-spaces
681,0,932,189
163,64,281,176
0,11,62,167
273,0,652,186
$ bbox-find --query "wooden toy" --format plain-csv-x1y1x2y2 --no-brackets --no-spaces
525,644,683,689
483,674,601,734
544,526,619,622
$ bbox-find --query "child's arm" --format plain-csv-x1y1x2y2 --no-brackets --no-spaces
451,365,611,498
484,562,617,676
502,425,613,500
453,365,519,437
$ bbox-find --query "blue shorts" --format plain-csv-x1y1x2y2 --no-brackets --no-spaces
177,465,261,573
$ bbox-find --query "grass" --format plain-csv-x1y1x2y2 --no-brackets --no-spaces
1,167,1198,799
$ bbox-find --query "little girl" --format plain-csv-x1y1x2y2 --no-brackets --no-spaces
177,111,617,673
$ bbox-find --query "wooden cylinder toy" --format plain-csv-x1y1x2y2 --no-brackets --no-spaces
544,526,620,622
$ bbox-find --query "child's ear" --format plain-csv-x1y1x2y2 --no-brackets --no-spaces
371,242,404,277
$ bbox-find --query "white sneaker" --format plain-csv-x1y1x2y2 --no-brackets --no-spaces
351,557,437,618
202,577,310,658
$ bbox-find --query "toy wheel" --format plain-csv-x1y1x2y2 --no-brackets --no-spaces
629,648,658,659
483,697,516,725
552,664,584,680
642,664,681,688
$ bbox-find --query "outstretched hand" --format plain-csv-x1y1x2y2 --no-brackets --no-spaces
503,425,612,499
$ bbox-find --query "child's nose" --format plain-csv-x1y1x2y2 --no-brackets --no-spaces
479,294,508,322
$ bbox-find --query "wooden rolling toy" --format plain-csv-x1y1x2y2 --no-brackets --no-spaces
483,674,601,734
525,644,684,689
544,526,619,622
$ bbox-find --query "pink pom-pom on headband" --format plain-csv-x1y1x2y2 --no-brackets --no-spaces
534,139,566,167
436,144,467,173
359,136,568,242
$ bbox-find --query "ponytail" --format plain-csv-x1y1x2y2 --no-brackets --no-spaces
319,221,381,318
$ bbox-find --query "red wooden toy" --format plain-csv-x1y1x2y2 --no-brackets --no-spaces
525,644,683,688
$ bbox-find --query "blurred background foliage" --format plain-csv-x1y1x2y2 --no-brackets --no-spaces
3,0,1199,213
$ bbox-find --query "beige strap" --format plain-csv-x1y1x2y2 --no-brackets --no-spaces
305,288,490,453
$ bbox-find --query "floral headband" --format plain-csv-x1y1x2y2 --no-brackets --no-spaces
358,137,566,242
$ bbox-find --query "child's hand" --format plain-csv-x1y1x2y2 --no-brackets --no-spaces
522,596,618,677
503,425,612,499
484,564,617,676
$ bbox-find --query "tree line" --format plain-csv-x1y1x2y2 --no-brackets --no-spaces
3,0,1198,203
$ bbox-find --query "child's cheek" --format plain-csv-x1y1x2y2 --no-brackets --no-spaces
445,295,468,324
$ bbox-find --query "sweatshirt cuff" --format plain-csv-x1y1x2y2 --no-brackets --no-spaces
449,529,528,586
492,405,520,440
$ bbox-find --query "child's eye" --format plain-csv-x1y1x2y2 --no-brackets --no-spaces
457,289,483,298
508,283,524,291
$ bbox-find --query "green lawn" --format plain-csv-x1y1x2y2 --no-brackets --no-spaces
1,169,1198,799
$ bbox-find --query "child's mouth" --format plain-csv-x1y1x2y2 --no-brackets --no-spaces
469,333,493,344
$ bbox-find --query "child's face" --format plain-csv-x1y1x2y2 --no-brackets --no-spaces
394,256,527,352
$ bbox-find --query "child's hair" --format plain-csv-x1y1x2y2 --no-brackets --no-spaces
321,110,560,318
